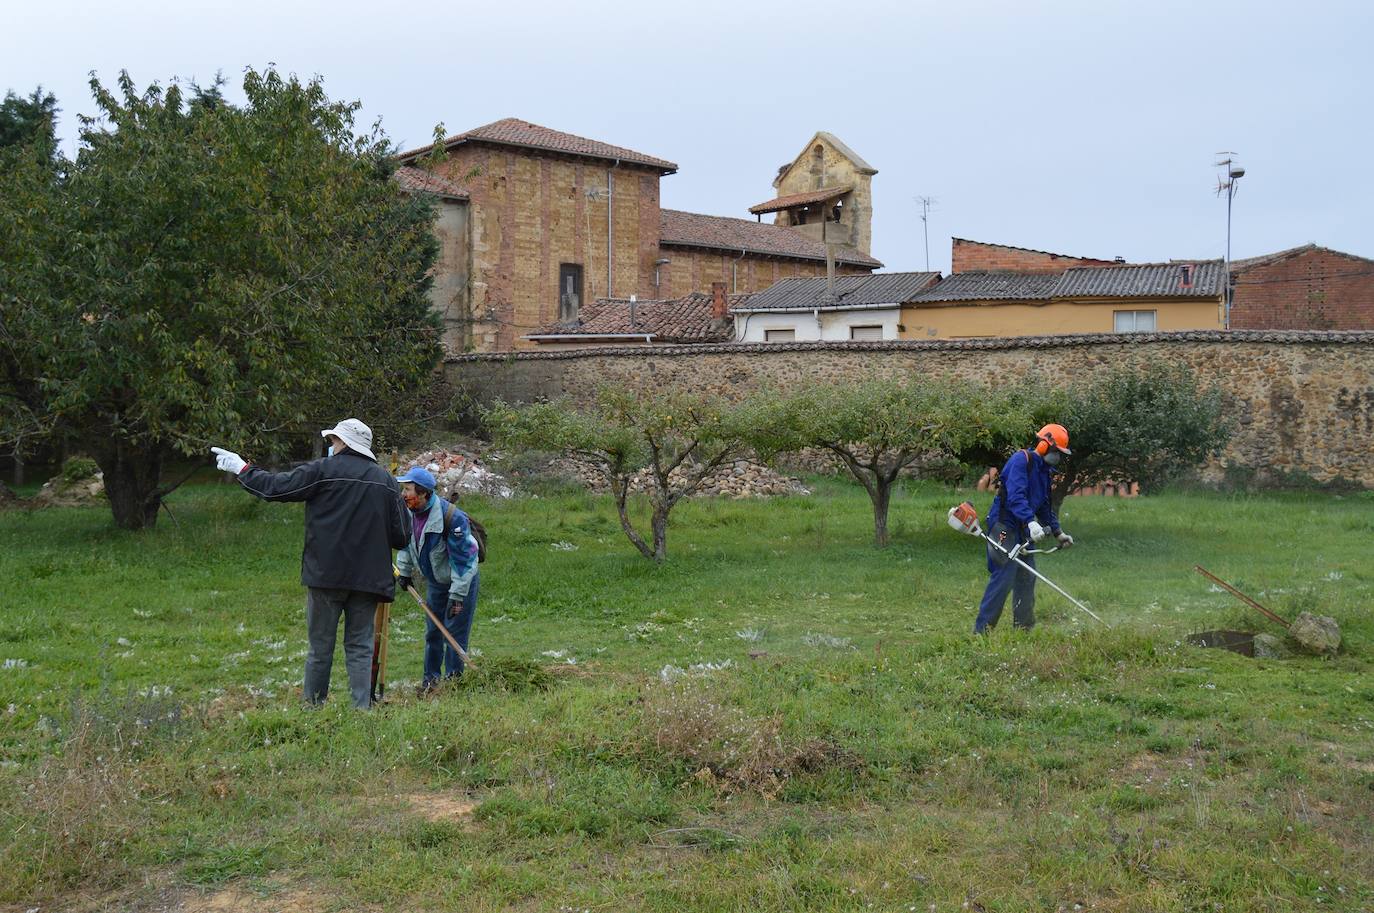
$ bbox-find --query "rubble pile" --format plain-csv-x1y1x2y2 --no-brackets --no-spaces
554,458,810,500
397,448,514,500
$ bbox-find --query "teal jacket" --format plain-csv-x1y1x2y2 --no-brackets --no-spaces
396,496,479,602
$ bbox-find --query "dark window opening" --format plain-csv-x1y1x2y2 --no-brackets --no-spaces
559,263,583,323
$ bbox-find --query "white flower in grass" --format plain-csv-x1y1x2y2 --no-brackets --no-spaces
801,632,852,649
116,637,133,647
2,659,28,670
550,541,578,551
734,627,765,643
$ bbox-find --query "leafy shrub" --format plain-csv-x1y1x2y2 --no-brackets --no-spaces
1057,364,1231,504
60,456,99,484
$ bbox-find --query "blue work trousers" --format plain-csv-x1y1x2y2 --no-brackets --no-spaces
974,523,1037,633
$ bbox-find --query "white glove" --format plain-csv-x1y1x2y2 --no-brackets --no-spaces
1027,520,1048,542
210,446,247,474
1056,531,1074,549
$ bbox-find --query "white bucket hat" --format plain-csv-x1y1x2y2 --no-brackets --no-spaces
321,418,376,461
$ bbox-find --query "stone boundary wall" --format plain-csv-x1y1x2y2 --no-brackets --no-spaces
445,331,1374,487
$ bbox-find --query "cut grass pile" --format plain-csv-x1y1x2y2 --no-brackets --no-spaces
0,478,1371,911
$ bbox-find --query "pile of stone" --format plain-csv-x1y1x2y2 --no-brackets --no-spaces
397,447,514,500
554,457,809,500
30,461,106,508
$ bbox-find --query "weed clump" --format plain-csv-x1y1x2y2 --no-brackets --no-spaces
454,657,554,693
0,685,198,899
639,681,857,798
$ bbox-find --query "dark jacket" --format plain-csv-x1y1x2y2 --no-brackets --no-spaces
986,448,1061,535
237,450,409,599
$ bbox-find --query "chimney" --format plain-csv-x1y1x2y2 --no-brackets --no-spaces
710,281,728,319
1179,264,1194,289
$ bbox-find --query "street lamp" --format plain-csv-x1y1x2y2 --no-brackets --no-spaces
1216,155,1246,329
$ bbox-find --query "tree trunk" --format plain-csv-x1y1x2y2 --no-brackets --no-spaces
871,479,892,547
94,442,164,530
611,478,654,560
650,504,669,563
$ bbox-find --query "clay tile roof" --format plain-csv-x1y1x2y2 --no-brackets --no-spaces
396,117,677,173
525,292,751,343
910,271,1060,303
1052,261,1224,298
659,209,883,268
736,271,941,311
392,166,469,200
748,184,853,215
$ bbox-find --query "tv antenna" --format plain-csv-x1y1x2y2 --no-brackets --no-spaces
916,195,938,272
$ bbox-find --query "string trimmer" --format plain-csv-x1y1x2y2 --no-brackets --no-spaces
946,501,1108,627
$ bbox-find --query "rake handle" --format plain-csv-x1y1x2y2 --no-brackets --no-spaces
1194,565,1291,629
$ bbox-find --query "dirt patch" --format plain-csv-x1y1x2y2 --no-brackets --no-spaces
176,884,322,913
400,791,478,823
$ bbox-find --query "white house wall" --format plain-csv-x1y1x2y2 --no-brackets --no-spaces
735,308,902,342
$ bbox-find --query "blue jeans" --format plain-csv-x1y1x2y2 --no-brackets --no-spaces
974,523,1036,633
423,573,478,684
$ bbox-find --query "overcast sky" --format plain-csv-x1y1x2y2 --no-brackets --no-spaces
6,0,1370,274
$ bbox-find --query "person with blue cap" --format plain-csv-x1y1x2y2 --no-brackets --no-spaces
395,466,481,691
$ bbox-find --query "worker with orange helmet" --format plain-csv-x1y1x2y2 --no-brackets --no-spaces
973,423,1075,633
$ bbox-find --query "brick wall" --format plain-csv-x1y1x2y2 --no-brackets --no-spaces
446,331,1374,487
1231,249,1374,330
656,249,871,299
952,239,1115,274
431,148,663,351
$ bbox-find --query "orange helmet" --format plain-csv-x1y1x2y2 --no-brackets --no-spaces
1034,423,1071,456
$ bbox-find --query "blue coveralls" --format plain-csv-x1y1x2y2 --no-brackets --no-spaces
974,449,1061,633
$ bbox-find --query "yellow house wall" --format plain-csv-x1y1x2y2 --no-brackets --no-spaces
899,298,1223,339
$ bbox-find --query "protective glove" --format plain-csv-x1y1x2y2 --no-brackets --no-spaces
210,447,246,474
1056,531,1074,549
1027,520,1048,542
397,576,412,592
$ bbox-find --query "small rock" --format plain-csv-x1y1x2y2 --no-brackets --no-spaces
1288,612,1341,656
1252,632,1287,659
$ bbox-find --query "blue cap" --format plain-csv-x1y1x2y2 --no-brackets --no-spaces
396,466,436,492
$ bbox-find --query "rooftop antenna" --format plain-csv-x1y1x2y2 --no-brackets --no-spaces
916,196,937,272
1214,153,1246,329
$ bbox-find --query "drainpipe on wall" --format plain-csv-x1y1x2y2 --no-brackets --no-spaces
731,248,747,293
606,159,619,299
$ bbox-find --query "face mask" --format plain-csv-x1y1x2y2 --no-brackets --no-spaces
1043,451,1062,467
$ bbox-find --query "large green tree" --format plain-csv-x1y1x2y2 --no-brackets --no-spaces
0,69,442,528
0,86,58,163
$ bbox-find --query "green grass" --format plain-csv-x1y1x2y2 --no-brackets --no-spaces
1,478,1372,911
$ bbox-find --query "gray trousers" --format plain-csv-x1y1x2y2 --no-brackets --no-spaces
304,587,377,708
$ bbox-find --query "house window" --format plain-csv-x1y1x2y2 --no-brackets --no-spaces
1113,309,1157,333
558,264,583,322
764,328,796,342
850,325,883,341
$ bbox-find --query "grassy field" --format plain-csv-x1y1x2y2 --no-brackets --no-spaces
0,477,1371,912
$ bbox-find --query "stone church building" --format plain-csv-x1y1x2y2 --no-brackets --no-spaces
395,120,881,351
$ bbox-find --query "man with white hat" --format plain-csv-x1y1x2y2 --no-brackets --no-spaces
210,419,409,708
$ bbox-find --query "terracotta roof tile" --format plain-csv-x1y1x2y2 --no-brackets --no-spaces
396,117,676,172
525,292,751,343
748,184,853,215
659,209,882,268
392,166,468,200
